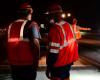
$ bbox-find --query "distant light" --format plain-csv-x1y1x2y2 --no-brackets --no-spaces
61,13,66,18
44,12,49,14
40,24,45,28
67,13,71,17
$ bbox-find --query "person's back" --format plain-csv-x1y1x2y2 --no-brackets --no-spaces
46,4,79,80
7,3,40,80
49,21,78,67
8,19,40,64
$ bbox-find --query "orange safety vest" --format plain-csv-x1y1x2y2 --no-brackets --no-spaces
7,19,34,65
48,21,79,67
72,24,81,39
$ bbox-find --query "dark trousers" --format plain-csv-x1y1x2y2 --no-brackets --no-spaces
11,65,37,80
51,63,73,79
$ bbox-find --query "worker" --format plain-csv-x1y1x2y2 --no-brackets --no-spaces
6,2,40,80
72,18,91,39
46,4,79,80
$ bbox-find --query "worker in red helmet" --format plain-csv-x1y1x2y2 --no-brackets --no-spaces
6,2,41,80
18,2,33,21
46,4,79,80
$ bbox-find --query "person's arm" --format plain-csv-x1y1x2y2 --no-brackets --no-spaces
31,22,40,54
29,21,41,67
46,27,60,70
46,27,60,79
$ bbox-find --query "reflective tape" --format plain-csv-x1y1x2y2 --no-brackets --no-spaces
8,23,12,39
50,42,60,47
49,49,59,53
8,38,29,42
8,20,28,42
60,41,68,49
20,20,28,40
56,21,76,50
68,38,75,44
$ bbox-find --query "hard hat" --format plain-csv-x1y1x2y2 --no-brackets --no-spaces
19,3,33,14
48,4,63,14
20,3,31,9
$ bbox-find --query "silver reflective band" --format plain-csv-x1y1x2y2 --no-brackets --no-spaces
56,21,68,50
55,21,76,50
60,41,68,49
50,42,60,47
8,20,28,42
56,21,67,42
8,23,12,39
20,20,28,40
68,39,75,44
49,49,59,53
8,38,29,42
60,39,75,49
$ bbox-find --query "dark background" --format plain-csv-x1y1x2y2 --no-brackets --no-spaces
0,0,99,32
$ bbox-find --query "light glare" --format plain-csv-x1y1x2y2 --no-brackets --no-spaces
67,13,71,17
61,13,66,18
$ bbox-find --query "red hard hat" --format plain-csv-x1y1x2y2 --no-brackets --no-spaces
20,3,31,9
48,4,63,14
19,3,33,14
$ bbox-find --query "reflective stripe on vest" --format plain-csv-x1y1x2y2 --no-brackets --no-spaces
49,42,60,53
49,49,59,53
8,20,29,42
56,21,76,49
49,21,76,53
69,24,76,39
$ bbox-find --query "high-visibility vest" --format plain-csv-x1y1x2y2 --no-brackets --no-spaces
72,24,81,39
7,19,34,65
48,21,79,67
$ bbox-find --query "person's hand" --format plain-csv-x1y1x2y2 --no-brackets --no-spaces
46,69,51,79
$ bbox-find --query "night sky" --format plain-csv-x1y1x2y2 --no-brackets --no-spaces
0,0,99,31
